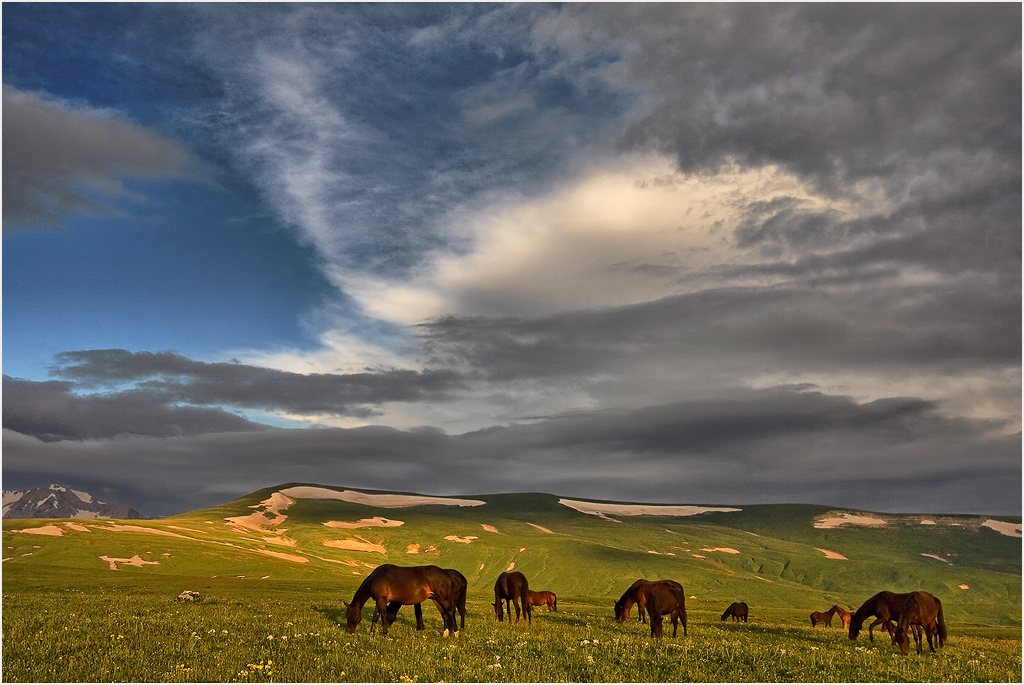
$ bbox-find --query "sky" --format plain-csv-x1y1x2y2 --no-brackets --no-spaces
2,3,1021,518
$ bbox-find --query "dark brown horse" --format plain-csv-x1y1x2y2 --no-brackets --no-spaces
382,567,467,633
893,592,946,656
527,589,557,611
721,602,748,622
614,579,685,623
645,582,687,638
344,564,458,637
849,591,908,641
493,571,531,624
810,607,836,627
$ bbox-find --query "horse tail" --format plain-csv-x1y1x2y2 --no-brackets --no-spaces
552,593,558,611
935,599,947,645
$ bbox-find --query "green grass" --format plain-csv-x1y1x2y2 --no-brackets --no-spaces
2,577,1020,683
2,484,1020,682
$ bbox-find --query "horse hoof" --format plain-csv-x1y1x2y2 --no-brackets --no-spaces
443,629,450,638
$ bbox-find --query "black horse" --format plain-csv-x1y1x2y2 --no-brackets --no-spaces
344,564,458,637
721,601,748,622
493,571,531,624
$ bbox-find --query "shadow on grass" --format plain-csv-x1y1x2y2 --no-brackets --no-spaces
314,604,347,628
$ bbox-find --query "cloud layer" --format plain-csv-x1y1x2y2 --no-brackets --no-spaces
2,86,192,228
2,4,1019,517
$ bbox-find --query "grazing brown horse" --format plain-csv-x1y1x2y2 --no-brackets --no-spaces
344,564,458,637
893,592,946,656
721,602,748,622
614,578,651,623
810,607,836,627
527,590,558,611
831,605,853,630
493,571,531,624
614,579,685,623
645,582,687,638
849,591,911,641
383,567,467,632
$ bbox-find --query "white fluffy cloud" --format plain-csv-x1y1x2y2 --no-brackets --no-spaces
345,154,878,324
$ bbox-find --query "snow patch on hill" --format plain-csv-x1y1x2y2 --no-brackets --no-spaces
558,498,741,522
280,486,484,508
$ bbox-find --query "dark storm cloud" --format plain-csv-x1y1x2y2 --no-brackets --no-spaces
2,376,268,441
594,4,1021,191
49,349,464,418
3,387,1018,517
420,279,1020,388
2,86,192,229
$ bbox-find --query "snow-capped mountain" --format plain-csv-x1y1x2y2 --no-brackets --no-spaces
2,484,146,520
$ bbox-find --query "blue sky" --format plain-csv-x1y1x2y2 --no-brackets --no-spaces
3,4,1020,516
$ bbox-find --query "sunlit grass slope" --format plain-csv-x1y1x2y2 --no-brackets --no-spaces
3,482,1020,682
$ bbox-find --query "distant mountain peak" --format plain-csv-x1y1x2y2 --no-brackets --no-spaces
2,484,146,520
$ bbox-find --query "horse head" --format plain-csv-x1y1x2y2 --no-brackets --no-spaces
848,613,862,640
613,598,628,623
344,600,361,634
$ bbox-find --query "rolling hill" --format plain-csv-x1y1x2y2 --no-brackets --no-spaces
3,483,1020,627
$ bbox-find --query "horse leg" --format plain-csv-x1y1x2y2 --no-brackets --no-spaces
414,603,424,630
671,610,679,638
650,613,663,638
375,598,389,637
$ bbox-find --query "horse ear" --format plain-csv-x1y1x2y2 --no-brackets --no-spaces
343,601,350,609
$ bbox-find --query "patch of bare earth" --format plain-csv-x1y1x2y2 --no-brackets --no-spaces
700,547,740,554
527,522,555,534
982,519,1022,537
480,524,500,533
816,548,848,560
445,535,478,544
323,537,387,554
813,512,888,529
100,554,160,571
258,549,309,563
280,486,484,508
323,517,404,529
11,524,65,536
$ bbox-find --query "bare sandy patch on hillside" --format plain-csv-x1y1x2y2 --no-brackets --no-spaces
102,524,194,539
263,536,297,546
11,524,65,536
481,524,499,533
958,584,969,590
559,498,741,522
982,519,1022,537
63,523,90,532
324,517,404,529
527,522,555,534
816,548,847,560
814,512,887,529
407,544,420,554
258,549,309,563
280,486,484,508
323,538,387,554
700,547,740,554
445,535,477,544
226,493,295,535
100,554,160,571
922,553,952,564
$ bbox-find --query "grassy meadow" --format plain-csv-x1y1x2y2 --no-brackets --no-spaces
3,484,1021,682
